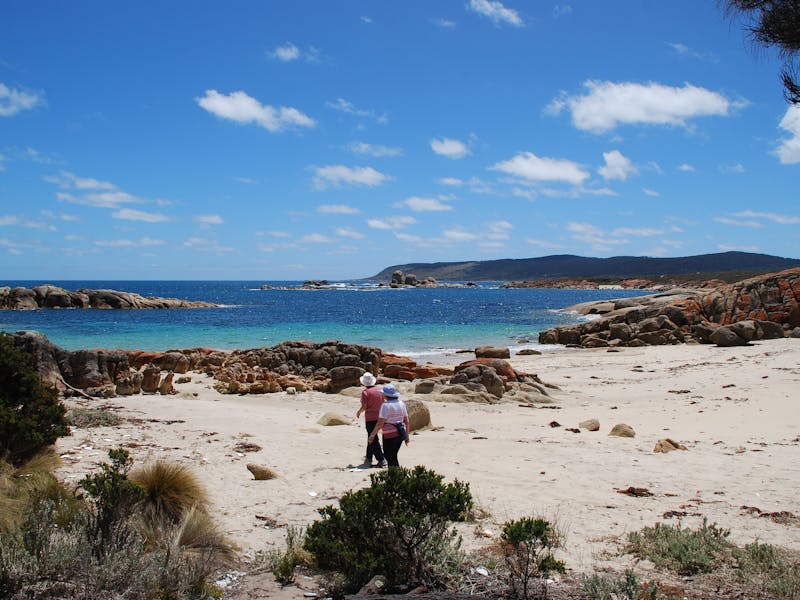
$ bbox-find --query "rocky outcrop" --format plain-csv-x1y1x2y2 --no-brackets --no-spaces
0,285,217,310
538,269,800,348
5,332,382,397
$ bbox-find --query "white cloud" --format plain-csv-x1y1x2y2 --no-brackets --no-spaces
430,137,470,159
438,177,464,186
642,188,660,197
431,18,456,29
112,208,170,222
318,204,360,214
678,163,696,172
313,165,390,189
733,210,800,225
611,227,663,237
401,196,453,211
336,227,365,239
467,0,523,27
195,214,224,225
487,220,513,239
0,215,55,230
95,237,166,247
776,105,800,164
718,243,761,252
553,3,572,17
598,150,637,180
721,163,745,173
234,176,258,184
490,151,589,185
183,237,235,253
567,221,627,251
269,42,300,62
714,216,763,228
327,98,387,124
367,216,416,230
347,141,403,157
0,83,43,117
395,232,423,243
547,80,734,133
527,238,564,250
196,90,315,132
299,233,335,244
443,227,479,242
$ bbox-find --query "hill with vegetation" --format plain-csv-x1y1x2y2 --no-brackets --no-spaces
369,251,800,282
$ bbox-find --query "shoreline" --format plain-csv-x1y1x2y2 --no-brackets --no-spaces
53,337,800,595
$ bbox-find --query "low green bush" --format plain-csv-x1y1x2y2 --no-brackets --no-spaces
66,407,122,428
303,465,472,593
625,519,731,575
734,542,800,598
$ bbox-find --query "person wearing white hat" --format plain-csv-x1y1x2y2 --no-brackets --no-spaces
368,383,410,467
355,372,386,468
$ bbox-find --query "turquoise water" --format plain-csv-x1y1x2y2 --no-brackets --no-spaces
0,281,648,360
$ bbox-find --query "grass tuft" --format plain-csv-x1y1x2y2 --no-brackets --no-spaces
66,407,123,428
128,459,208,523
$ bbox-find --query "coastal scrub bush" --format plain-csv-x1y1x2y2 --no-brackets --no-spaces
303,465,472,593
128,459,209,524
66,407,122,428
1,448,232,599
500,516,565,599
266,525,311,585
0,333,68,466
625,519,732,575
733,541,800,598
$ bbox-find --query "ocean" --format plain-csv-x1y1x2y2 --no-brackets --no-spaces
0,281,649,362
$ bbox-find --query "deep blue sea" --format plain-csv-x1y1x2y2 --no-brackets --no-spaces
0,281,649,362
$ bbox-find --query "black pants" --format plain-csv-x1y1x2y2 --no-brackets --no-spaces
365,420,384,463
382,436,403,467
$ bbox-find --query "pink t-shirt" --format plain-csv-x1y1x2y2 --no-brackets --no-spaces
360,386,384,421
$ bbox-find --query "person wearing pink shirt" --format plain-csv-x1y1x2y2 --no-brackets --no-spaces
355,372,386,468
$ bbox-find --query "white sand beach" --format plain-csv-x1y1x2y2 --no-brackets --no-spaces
55,338,800,596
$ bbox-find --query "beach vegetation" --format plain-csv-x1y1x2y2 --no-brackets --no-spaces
625,519,731,575
263,525,311,585
499,516,565,599
128,459,209,524
303,465,472,593
0,333,69,467
0,447,232,599
580,569,667,599
66,406,123,428
732,541,800,598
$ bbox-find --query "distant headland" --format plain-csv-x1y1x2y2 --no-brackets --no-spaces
369,251,800,284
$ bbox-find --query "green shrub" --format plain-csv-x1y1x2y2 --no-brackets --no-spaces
625,519,731,575
500,517,565,599
581,570,640,600
734,542,800,598
304,465,472,593
267,526,308,585
0,334,68,466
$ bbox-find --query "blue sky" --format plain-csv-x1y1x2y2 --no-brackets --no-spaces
1,1,798,280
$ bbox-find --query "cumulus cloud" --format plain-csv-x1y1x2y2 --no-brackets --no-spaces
642,188,660,197
196,89,315,132
553,3,572,17
367,216,416,229
718,243,761,252
776,105,800,164
567,222,628,251
547,80,734,133
611,227,663,237
269,42,300,62
401,196,453,211
183,237,235,253
467,0,523,27
438,177,464,186
598,150,637,180
487,220,513,239
678,163,696,172
298,233,335,244
431,18,456,29
312,165,390,189
490,151,589,185
430,137,470,159
0,215,55,230
443,227,479,242
0,83,43,117
347,141,403,157
112,208,170,223
317,204,360,214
